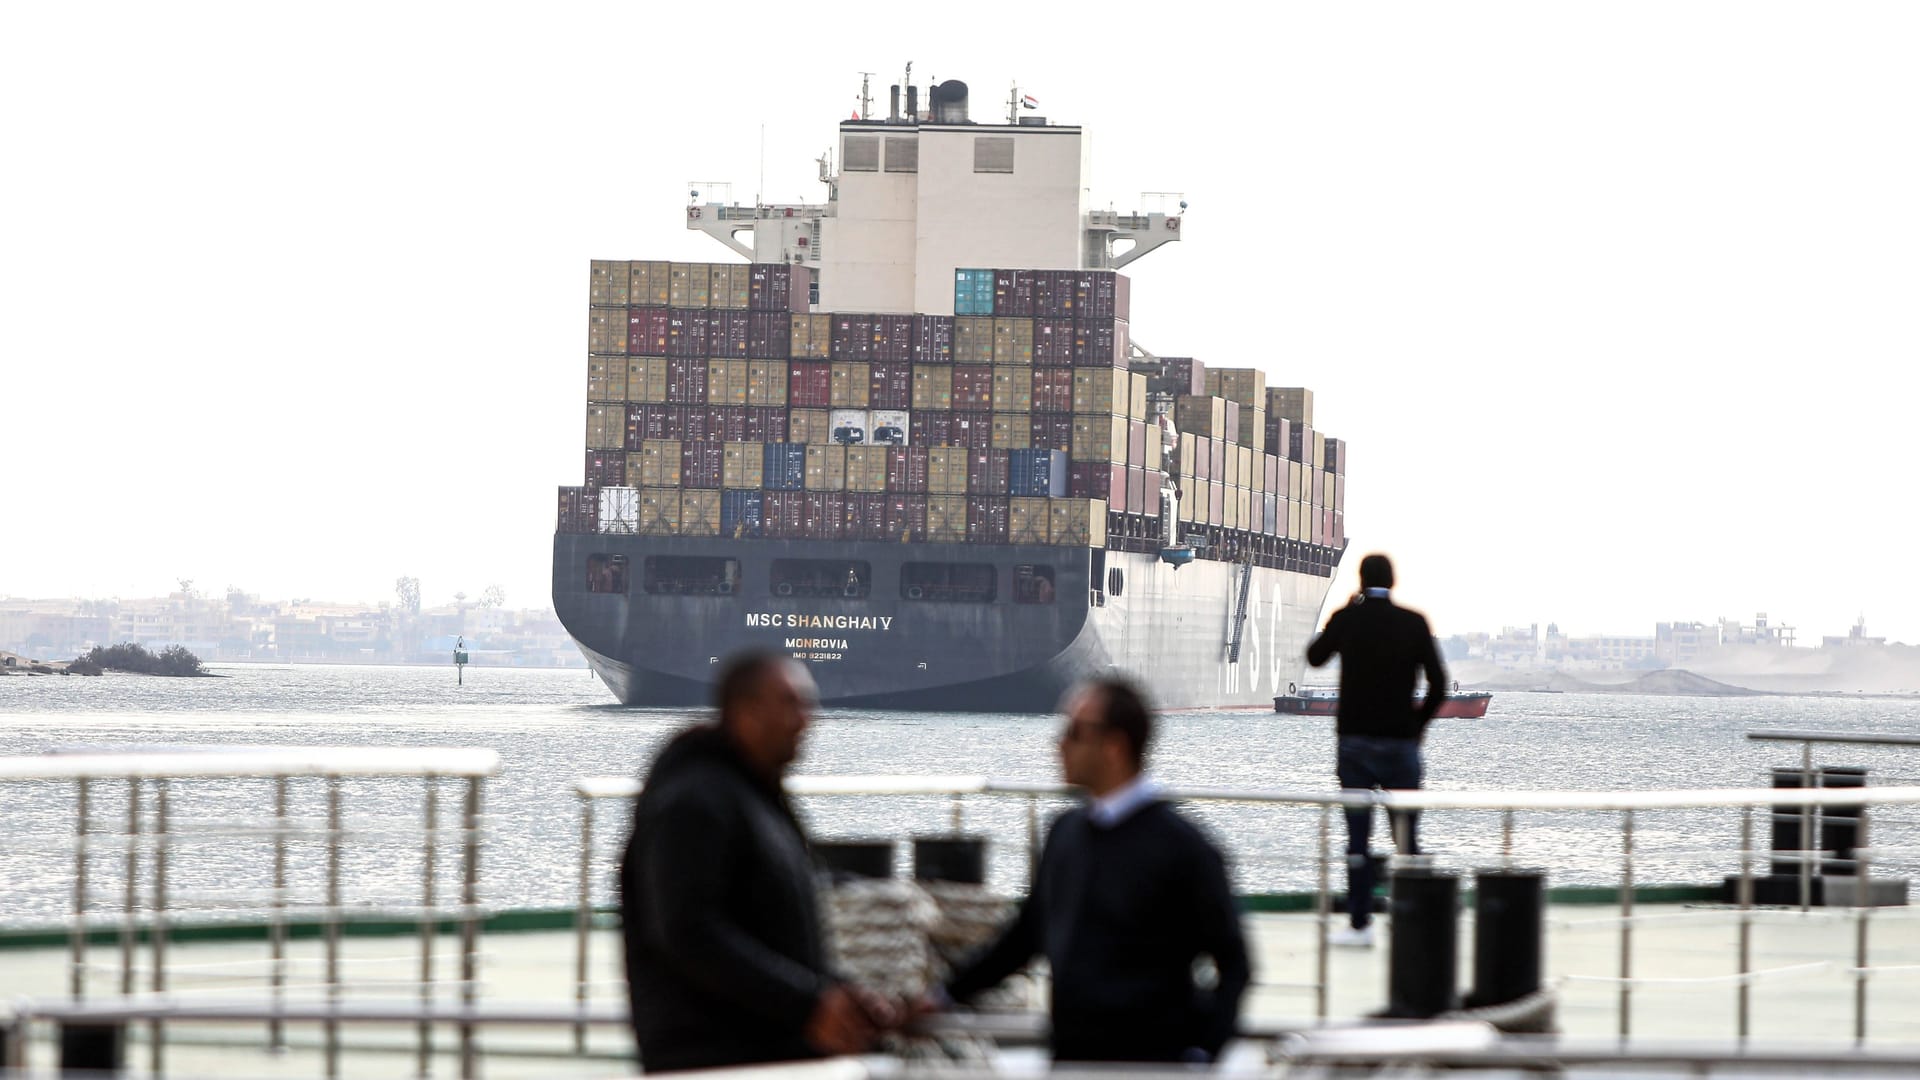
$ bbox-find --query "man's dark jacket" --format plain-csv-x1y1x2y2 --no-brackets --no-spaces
1306,592,1448,740
945,799,1250,1062
620,724,827,1072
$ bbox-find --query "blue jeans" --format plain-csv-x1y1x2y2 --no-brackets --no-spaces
1336,735,1424,929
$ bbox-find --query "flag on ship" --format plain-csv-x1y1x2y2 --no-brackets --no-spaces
1021,94,1039,110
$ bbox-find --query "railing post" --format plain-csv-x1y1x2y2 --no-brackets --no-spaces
270,775,289,1051
1618,808,1635,1039
120,778,141,997
1737,804,1753,1041
1800,742,1816,911
1855,834,1873,1044
1025,795,1041,888
574,793,595,1054
71,777,90,1002
1315,803,1331,1022
950,792,964,832
459,776,483,1080
421,776,439,1078
1501,808,1515,865
151,778,170,1077
325,777,343,1080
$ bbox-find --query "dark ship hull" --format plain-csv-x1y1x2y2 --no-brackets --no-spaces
553,534,1336,711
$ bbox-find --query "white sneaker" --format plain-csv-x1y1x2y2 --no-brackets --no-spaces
1328,924,1376,948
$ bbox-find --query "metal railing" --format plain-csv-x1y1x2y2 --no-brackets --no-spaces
0,747,498,1079
571,770,1920,1049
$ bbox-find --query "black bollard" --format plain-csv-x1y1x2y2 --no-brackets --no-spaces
1769,766,1813,877
1384,864,1461,1018
1818,766,1867,876
60,1020,126,1074
1465,868,1546,1009
813,840,895,881
913,836,988,884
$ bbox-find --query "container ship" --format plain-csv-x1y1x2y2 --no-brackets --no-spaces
553,77,1348,709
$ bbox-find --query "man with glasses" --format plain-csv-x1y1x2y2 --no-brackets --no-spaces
931,676,1250,1063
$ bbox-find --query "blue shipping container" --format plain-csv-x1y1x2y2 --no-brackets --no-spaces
762,442,807,491
722,490,764,538
1008,448,1068,498
954,268,995,316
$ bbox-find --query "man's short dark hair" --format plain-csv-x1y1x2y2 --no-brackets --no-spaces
715,650,787,723
1359,554,1395,590
1087,675,1153,766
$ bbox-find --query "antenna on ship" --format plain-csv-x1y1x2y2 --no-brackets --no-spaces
857,72,874,120
1007,82,1019,125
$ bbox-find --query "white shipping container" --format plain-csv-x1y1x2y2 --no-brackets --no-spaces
870,409,910,446
829,409,871,445
598,487,640,534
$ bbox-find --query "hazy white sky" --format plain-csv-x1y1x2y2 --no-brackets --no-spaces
4,3,1916,641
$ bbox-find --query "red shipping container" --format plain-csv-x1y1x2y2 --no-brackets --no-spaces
665,357,708,404
748,264,810,313
1030,370,1072,413
830,314,874,361
1142,479,1162,519
885,493,928,542
681,441,725,489
1127,421,1147,467
1033,319,1075,366
709,311,750,359
911,315,953,363
1034,270,1074,317
709,405,747,443
1071,317,1127,368
1075,271,1131,321
872,314,915,363
886,445,930,493
746,406,789,443
763,491,805,539
628,307,670,355
585,448,624,487
800,492,845,541
626,403,669,446
915,410,953,446
966,449,1010,496
966,496,1010,544
868,362,912,409
666,309,710,358
747,311,792,360
1030,412,1073,452
1127,466,1147,515
952,366,994,410
1209,482,1225,524
788,361,832,407
840,492,889,540
993,269,1036,317
1158,357,1206,397
949,411,992,449
677,405,709,442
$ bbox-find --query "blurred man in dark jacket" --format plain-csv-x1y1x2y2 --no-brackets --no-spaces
621,651,890,1071
1306,553,1447,947
935,676,1250,1063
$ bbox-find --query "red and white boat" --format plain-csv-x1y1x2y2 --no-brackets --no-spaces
1273,686,1493,719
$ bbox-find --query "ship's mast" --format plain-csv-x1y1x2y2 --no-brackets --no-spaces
857,72,874,120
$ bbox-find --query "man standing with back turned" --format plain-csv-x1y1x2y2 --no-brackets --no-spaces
934,676,1250,1063
621,651,891,1071
1306,553,1447,948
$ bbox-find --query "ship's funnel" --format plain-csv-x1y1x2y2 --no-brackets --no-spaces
930,80,969,123
889,85,900,121
906,84,919,121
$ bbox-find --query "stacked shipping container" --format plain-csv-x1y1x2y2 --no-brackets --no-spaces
568,260,1345,571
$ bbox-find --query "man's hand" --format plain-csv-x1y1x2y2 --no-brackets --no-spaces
802,986,882,1055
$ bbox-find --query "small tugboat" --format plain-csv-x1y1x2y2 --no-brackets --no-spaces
1273,682,1493,718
